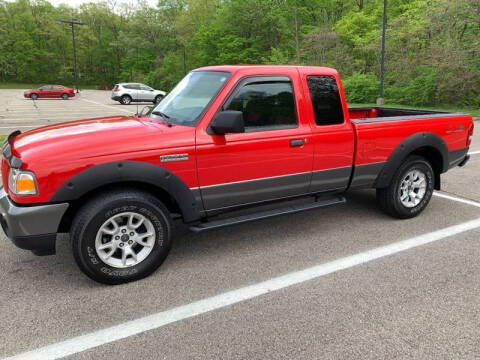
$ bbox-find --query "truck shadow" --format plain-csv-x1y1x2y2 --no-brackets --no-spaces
4,189,381,288
167,189,381,263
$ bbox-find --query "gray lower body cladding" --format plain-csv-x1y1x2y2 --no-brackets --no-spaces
199,164,385,211
309,166,352,193
0,187,69,255
200,172,311,211
350,162,386,189
448,148,469,169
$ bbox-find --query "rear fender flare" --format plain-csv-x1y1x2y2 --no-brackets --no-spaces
50,161,201,222
374,132,448,188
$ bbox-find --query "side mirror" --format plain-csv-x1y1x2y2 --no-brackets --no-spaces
137,105,152,117
209,110,245,135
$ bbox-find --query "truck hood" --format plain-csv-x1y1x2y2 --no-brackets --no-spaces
11,115,195,166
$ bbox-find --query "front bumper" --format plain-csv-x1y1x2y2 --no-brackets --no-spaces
0,188,69,255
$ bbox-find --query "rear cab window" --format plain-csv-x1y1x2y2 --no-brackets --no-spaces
306,76,344,126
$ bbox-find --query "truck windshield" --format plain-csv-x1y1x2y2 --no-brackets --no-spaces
151,71,231,126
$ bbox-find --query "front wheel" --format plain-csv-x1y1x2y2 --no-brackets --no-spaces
31,93,38,100
376,155,434,219
61,93,69,100
71,189,173,284
153,95,163,104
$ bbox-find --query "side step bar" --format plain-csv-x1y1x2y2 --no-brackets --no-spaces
189,195,346,232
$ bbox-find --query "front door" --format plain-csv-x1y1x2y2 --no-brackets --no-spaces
38,85,51,98
140,85,154,101
196,75,314,211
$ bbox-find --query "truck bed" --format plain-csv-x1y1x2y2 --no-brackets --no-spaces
348,107,464,123
348,107,472,189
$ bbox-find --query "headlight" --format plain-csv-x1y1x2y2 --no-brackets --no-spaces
8,169,38,195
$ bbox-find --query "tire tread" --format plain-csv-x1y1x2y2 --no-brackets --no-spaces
376,155,434,219
71,188,173,284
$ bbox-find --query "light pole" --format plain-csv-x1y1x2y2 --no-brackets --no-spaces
57,18,86,93
377,0,387,105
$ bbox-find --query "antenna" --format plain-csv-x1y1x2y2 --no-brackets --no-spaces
136,86,139,116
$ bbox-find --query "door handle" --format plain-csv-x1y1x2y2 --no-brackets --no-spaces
290,139,304,147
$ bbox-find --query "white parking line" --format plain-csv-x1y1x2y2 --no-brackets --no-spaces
0,125,38,129
79,98,135,114
433,191,480,208
4,216,480,360
469,150,480,155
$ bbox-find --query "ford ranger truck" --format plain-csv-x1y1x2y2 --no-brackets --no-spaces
0,66,473,284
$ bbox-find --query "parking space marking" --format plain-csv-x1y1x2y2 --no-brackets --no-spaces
433,191,480,208
4,216,480,360
469,150,480,155
78,98,135,114
0,125,38,129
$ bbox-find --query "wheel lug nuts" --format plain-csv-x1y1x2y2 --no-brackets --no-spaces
121,229,126,233
130,232,134,236
115,236,120,240
128,240,133,245
119,243,124,247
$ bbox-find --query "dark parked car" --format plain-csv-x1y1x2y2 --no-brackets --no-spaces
24,85,75,100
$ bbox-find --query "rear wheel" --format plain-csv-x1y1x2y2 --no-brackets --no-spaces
120,95,132,105
71,189,173,284
61,93,69,100
376,155,434,219
30,93,38,100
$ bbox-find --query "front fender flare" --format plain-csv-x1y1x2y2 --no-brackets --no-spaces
50,161,201,223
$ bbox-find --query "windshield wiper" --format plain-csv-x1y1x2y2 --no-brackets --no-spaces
151,111,174,127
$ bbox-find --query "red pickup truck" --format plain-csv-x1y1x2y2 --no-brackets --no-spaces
1,66,473,284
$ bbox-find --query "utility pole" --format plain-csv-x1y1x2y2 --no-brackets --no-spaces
377,0,387,105
294,4,299,63
57,18,86,93
183,45,187,75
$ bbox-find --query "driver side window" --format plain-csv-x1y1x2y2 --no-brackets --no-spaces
225,80,297,132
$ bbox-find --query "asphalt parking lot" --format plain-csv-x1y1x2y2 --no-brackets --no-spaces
0,89,479,359
0,89,142,133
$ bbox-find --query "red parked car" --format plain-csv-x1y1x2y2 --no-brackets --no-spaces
1,65,474,284
24,85,75,100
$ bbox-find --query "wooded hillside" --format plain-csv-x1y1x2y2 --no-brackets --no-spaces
0,0,478,107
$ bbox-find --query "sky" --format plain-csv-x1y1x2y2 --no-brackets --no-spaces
7,0,159,7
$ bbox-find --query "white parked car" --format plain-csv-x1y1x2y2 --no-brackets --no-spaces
111,83,166,105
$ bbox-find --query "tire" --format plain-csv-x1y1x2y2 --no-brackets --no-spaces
153,95,163,104
376,155,434,219
71,189,173,285
31,93,38,100
62,93,69,100
120,95,132,105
